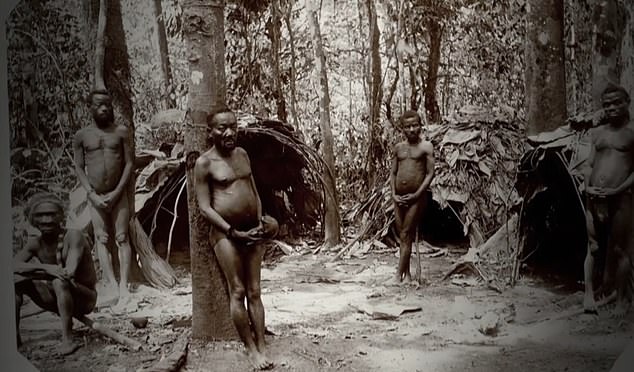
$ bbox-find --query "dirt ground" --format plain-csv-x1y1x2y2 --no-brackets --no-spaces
18,244,634,372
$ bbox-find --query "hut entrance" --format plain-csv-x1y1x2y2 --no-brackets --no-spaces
517,149,588,287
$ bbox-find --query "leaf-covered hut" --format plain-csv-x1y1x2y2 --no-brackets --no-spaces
132,111,325,261
347,106,525,256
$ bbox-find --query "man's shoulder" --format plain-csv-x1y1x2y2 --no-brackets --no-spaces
419,139,434,152
115,124,130,135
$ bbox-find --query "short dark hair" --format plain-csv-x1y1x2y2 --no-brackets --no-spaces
602,83,630,103
399,110,421,125
206,103,234,127
26,192,65,226
86,89,111,105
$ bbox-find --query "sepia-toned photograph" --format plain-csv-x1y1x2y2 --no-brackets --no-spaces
4,0,634,371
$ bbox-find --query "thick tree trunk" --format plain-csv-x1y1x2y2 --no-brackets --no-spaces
525,0,567,135
620,2,634,115
182,0,237,340
424,16,441,124
307,1,341,247
365,0,382,188
268,0,287,122
151,0,175,110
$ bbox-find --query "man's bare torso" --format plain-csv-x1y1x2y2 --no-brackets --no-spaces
394,141,430,195
204,147,259,230
77,125,125,193
590,125,634,189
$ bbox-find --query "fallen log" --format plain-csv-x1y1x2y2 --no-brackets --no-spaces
139,338,189,372
523,291,617,325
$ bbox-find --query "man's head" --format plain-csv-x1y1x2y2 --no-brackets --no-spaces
601,84,630,125
206,104,238,152
87,89,113,126
25,192,65,236
399,110,422,143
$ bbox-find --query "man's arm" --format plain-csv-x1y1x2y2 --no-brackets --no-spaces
13,238,63,279
414,142,435,198
61,230,86,278
193,156,232,234
73,131,93,194
244,150,262,221
107,126,134,203
584,135,596,191
390,147,398,200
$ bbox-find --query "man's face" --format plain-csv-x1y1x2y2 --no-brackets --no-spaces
602,91,629,123
31,202,63,235
401,116,421,143
211,112,238,151
91,93,113,124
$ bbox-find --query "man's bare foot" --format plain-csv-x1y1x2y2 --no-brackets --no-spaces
247,349,274,370
112,294,137,314
612,301,630,319
57,340,81,356
583,294,598,315
385,275,402,286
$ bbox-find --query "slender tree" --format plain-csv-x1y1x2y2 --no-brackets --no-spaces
365,0,382,188
183,0,237,339
268,0,287,122
307,0,341,246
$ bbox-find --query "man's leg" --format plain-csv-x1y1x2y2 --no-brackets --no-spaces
51,278,81,355
213,235,270,370
398,199,425,283
244,243,272,368
89,206,117,293
112,190,132,308
584,205,600,313
610,193,633,317
393,202,406,282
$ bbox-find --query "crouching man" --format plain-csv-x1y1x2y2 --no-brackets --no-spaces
14,192,97,355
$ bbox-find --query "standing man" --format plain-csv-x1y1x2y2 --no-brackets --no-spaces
14,193,97,355
390,110,435,285
73,89,134,312
194,105,278,370
583,84,634,317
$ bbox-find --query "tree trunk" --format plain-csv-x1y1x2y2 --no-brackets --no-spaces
525,0,567,135
424,14,441,124
268,0,287,122
182,0,237,340
365,0,382,189
282,0,299,129
620,1,634,115
151,0,176,110
307,1,341,247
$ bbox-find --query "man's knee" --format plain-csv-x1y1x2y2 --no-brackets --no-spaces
230,285,246,302
95,232,109,245
246,285,261,302
115,232,129,246
51,278,70,293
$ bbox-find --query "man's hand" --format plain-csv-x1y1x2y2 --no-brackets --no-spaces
87,192,108,210
231,228,263,243
45,265,71,281
396,192,420,206
587,186,617,196
101,190,120,208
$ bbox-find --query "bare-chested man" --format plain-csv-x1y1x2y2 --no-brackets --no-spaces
73,89,134,311
390,110,435,284
583,84,634,317
194,105,278,370
14,193,97,355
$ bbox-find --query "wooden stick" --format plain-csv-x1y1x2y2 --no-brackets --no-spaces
415,229,422,284
76,314,143,351
524,291,617,325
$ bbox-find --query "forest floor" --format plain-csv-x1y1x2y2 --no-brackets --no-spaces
18,243,634,372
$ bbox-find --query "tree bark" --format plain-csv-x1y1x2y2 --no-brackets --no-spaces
307,1,341,246
525,0,567,135
151,0,176,110
620,1,634,115
268,0,287,122
365,0,382,189
182,0,237,340
424,12,441,124
282,0,299,129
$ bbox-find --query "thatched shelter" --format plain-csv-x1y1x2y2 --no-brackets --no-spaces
133,112,325,263
347,105,525,256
